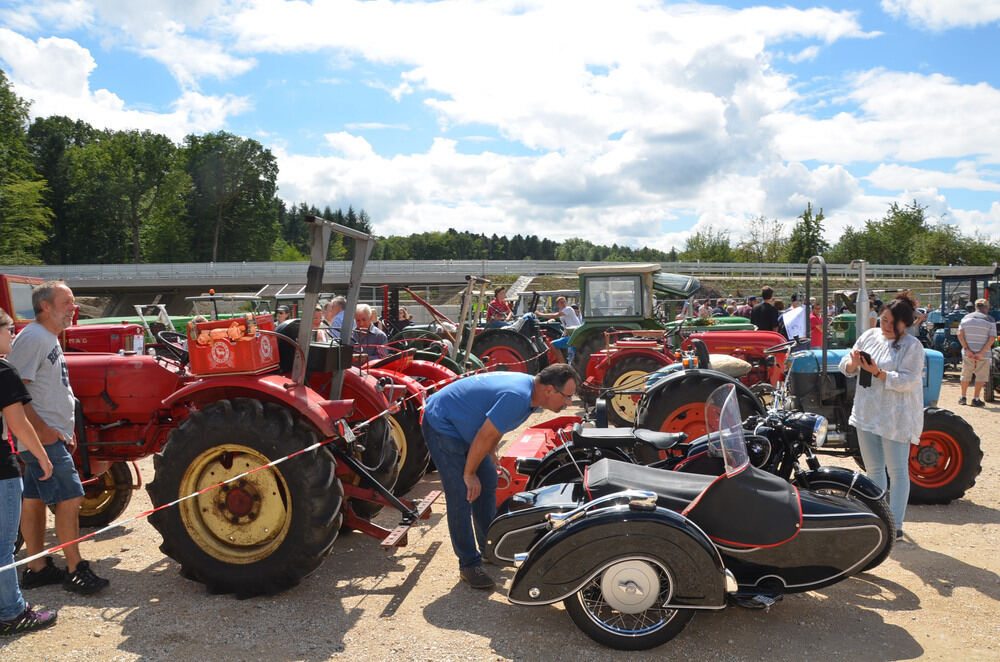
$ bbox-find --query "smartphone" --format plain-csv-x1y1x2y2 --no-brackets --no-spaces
858,350,873,387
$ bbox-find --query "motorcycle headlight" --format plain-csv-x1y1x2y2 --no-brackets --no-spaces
813,416,828,447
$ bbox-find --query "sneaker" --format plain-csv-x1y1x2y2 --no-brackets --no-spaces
459,565,496,590
971,398,985,407
21,557,67,589
63,560,109,595
0,605,57,637
896,529,904,540
958,396,967,405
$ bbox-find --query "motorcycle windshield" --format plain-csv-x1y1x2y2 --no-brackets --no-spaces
705,384,750,477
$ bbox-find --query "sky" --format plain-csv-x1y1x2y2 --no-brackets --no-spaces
1,0,999,254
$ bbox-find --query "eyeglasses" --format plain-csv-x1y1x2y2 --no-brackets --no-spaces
553,385,575,402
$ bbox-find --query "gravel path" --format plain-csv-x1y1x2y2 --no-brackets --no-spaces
3,375,998,661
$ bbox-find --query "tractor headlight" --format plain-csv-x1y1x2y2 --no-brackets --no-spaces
813,416,828,447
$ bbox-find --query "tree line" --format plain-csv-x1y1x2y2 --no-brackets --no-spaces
2,69,995,267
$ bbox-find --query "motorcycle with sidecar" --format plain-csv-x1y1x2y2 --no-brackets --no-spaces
485,384,894,650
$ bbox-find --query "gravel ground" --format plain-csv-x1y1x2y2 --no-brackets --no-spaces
2,375,998,661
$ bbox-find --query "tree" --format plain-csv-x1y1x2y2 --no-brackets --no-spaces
0,69,51,264
735,215,788,263
66,130,189,263
183,131,280,262
680,227,733,262
785,203,829,263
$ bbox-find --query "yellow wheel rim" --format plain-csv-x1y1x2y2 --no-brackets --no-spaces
80,468,119,518
609,369,648,424
178,444,291,564
388,415,407,471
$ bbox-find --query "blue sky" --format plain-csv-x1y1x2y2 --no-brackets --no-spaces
1,0,998,254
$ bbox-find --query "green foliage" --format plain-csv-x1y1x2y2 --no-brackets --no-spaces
786,203,829,263
735,215,788,263
680,227,733,262
0,177,51,264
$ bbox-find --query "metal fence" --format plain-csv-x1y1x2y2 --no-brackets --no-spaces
6,260,943,282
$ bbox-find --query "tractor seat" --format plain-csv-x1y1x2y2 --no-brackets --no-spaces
585,458,715,513
707,354,752,378
571,423,687,451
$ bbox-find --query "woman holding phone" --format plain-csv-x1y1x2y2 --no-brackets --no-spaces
838,293,924,539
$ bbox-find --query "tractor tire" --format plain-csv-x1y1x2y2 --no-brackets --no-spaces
391,408,430,496
472,329,540,374
78,462,133,528
988,346,1000,402
635,372,764,464
346,415,401,519
602,356,665,428
908,407,983,505
572,334,609,406
147,398,343,597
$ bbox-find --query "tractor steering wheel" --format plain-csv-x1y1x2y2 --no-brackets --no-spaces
156,330,190,365
763,339,798,354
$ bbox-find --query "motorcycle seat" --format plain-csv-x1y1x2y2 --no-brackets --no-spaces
571,423,688,451
584,458,715,514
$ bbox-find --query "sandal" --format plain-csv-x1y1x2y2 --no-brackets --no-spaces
21,557,67,589
63,560,109,595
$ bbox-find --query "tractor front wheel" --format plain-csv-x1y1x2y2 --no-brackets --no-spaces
147,398,343,597
472,329,540,374
572,334,609,406
78,462,133,528
602,356,665,427
908,407,983,504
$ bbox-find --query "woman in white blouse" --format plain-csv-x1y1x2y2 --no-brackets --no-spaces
839,294,924,540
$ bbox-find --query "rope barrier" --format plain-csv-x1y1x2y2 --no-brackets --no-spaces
1,337,555,572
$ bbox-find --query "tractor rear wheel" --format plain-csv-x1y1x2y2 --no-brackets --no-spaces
472,329,540,374
635,372,764,463
602,356,664,427
907,407,983,504
78,462,133,528
392,408,430,496
346,415,401,519
147,398,343,597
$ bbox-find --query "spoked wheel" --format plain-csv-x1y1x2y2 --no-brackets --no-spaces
147,398,343,597
602,356,664,428
908,408,982,504
563,557,694,650
78,461,133,528
797,477,895,571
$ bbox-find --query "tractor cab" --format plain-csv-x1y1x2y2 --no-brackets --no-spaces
930,265,1000,367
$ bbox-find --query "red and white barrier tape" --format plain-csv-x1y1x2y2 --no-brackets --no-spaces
1,342,555,572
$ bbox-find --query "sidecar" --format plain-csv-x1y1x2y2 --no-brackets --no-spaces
486,384,893,651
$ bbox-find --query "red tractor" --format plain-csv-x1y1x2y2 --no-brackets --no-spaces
583,329,788,427
60,217,440,597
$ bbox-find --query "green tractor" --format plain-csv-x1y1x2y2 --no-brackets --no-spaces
567,264,751,393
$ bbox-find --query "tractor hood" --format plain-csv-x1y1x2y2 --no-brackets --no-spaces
653,272,700,298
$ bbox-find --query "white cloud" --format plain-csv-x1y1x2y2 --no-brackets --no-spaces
788,45,821,63
770,70,1000,163
866,162,1000,192
0,29,249,140
0,0,93,33
882,0,1000,30
949,202,1000,239
136,22,257,88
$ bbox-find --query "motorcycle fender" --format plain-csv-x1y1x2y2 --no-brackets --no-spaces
525,443,630,490
508,505,726,608
796,466,886,501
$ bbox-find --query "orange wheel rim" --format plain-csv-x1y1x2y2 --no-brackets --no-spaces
909,431,962,488
658,403,707,438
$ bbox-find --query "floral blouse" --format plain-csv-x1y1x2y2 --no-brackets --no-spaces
838,328,925,444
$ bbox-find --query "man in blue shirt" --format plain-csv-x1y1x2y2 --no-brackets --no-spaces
421,363,580,589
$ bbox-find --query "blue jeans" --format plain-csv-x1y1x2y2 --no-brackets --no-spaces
421,420,497,570
856,428,911,531
0,477,26,621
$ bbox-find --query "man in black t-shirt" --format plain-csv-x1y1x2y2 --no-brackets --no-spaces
750,286,780,332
